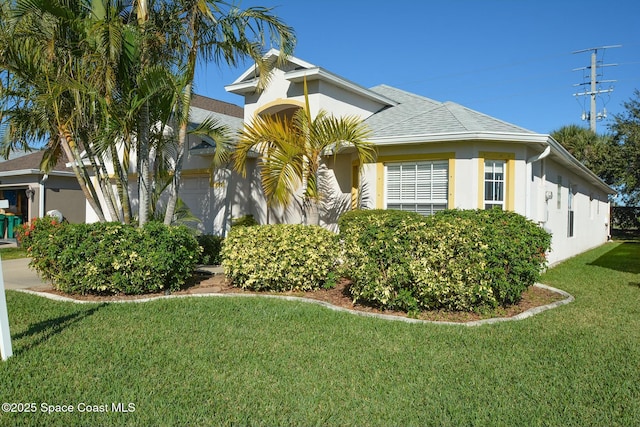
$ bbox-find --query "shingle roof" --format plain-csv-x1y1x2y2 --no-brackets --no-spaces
189,94,244,133
188,95,244,154
0,150,71,173
191,94,243,118
366,85,535,139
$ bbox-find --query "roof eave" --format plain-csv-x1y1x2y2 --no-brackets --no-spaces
545,136,616,195
370,131,547,145
370,132,616,195
225,80,259,95
285,67,398,107
0,169,75,178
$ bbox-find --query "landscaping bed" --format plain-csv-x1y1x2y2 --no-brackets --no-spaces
33,270,567,323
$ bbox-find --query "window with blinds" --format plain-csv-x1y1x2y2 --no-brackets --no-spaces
385,161,448,215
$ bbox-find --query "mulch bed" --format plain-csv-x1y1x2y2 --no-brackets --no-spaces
35,270,568,324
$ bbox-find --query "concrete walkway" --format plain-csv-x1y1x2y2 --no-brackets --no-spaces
1,257,49,290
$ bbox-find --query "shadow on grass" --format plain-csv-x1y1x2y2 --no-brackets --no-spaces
588,242,640,274
12,304,107,356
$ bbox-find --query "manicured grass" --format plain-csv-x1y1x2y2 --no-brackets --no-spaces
1,242,639,426
0,247,27,260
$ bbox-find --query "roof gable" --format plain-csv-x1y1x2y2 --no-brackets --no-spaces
226,50,397,108
229,48,316,86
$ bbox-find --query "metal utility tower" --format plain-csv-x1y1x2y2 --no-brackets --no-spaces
572,45,621,133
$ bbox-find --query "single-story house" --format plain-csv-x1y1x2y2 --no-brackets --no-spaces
208,49,613,265
78,50,613,265
0,151,85,233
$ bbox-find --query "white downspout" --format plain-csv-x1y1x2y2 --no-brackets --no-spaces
39,174,48,218
525,145,551,221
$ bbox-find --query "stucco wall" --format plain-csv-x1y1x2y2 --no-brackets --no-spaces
241,68,385,122
362,141,610,264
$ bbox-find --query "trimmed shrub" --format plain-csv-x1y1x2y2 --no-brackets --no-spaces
19,219,201,295
222,224,339,291
338,209,425,307
338,209,552,312
435,209,552,305
196,234,224,265
407,215,497,311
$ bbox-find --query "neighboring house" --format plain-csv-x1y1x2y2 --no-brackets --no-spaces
0,151,85,228
218,49,614,265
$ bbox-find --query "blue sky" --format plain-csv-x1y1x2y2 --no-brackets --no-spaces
194,0,640,135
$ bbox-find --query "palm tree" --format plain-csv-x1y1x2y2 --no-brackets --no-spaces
161,0,296,226
551,124,616,181
1,0,296,228
233,79,376,225
0,0,118,221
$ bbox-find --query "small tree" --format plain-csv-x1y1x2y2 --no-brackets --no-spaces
233,79,375,225
609,90,640,205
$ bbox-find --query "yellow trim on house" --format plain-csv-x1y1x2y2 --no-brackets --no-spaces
477,151,516,211
375,152,456,210
447,157,456,209
376,162,385,209
181,168,211,176
351,160,360,210
255,98,305,116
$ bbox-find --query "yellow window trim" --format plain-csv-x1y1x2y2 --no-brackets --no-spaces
478,152,515,211
375,153,456,210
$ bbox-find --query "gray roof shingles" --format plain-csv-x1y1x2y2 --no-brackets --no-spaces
0,150,70,173
366,85,535,139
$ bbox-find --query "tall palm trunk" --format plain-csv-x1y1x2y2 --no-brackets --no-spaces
113,143,132,224
58,129,107,222
138,101,151,226
164,26,198,226
304,169,323,225
136,0,151,227
85,142,122,222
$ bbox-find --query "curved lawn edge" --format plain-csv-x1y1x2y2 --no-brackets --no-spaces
14,283,574,326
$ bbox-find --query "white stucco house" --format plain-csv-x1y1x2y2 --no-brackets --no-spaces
89,50,616,265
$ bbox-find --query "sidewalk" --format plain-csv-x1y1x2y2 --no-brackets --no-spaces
1,257,49,290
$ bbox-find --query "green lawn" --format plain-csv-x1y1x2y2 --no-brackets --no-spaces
0,242,639,426
0,247,27,260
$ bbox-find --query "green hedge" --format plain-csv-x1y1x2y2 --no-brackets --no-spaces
222,224,339,291
18,217,201,295
435,209,552,305
338,209,552,312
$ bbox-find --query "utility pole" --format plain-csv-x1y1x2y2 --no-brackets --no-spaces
572,45,621,133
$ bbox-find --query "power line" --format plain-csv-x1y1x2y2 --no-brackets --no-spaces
572,45,622,132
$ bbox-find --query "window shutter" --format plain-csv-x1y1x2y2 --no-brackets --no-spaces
387,165,401,200
385,160,449,216
432,161,448,202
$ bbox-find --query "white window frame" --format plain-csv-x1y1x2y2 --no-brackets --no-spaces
385,160,448,216
557,175,562,210
484,160,506,210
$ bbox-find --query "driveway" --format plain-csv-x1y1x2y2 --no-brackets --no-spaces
1,258,49,290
